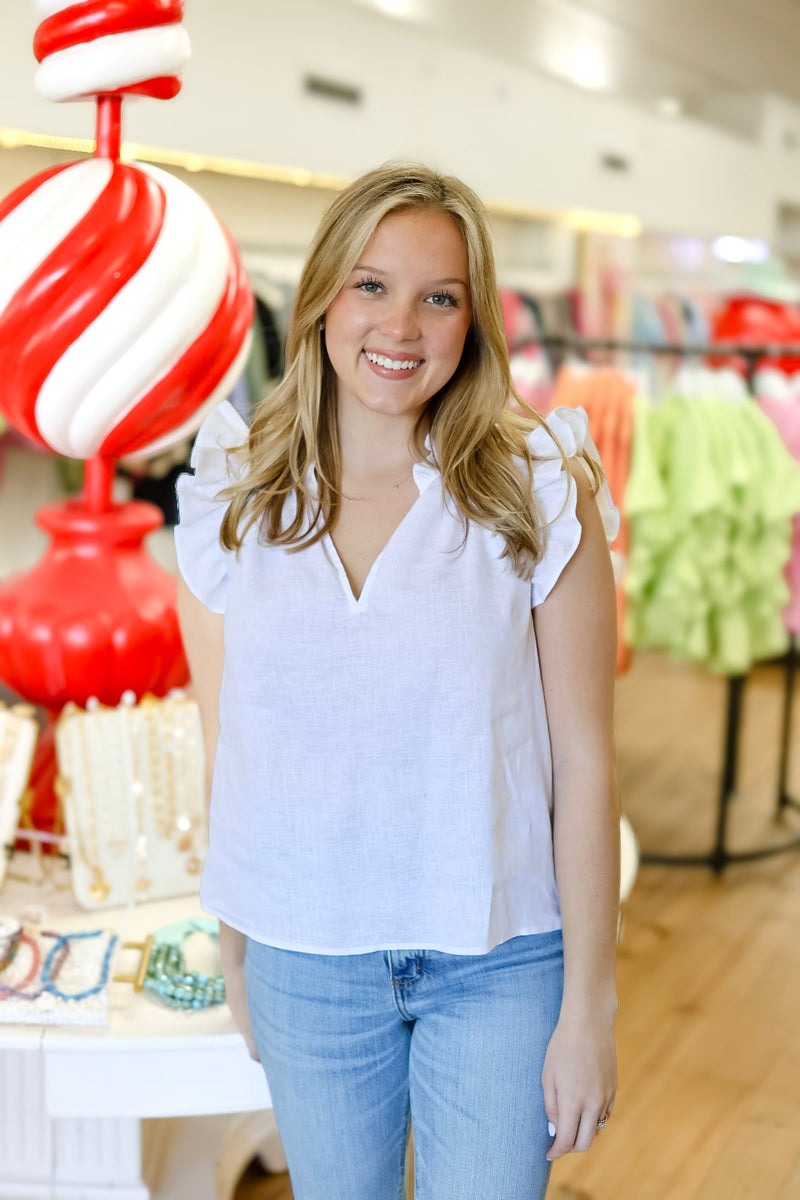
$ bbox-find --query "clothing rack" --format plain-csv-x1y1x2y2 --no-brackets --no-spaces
527,334,800,872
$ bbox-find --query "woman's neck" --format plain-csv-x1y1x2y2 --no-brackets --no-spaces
337,400,427,480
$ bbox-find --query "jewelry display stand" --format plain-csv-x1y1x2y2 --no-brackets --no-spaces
55,693,206,910
0,702,38,888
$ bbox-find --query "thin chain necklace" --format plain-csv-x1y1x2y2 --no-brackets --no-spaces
340,469,414,503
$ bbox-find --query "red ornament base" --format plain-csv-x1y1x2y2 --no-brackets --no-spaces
0,497,188,710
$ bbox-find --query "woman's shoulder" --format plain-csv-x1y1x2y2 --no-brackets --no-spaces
188,400,250,480
527,406,620,605
173,401,250,614
525,405,594,469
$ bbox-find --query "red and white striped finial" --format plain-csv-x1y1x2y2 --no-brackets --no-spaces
33,0,191,103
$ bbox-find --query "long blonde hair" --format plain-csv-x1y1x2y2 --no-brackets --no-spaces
220,162,576,576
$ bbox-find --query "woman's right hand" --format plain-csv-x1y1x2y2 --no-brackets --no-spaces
219,921,261,1062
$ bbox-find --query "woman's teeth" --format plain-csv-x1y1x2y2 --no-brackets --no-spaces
364,351,422,371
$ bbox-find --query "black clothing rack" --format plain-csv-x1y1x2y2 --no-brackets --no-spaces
527,334,800,872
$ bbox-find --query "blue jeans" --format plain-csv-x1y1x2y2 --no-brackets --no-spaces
244,930,563,1200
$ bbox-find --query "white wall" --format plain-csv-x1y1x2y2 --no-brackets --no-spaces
0,0,796,240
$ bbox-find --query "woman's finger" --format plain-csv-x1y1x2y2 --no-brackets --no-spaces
574,1108,603,1154
546,1105,580,1160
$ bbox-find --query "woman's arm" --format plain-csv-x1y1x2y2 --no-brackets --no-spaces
532,464,620,1161
176,575,260,1062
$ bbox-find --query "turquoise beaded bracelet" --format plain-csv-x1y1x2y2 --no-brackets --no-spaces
143,918,226,1011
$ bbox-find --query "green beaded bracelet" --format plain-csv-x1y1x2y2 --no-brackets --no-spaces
143,918,226,1011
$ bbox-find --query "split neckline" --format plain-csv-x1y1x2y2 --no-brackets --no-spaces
324,458,437,609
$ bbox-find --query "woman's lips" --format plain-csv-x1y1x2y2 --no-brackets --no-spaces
362,349,424,380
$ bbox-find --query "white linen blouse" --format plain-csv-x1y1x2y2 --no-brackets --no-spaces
174,401,618,954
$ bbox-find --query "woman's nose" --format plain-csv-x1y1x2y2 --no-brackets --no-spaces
380,299,421,343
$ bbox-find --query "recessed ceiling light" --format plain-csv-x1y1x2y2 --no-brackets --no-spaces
657,96,683,118
568,47,608,91
354,0,424,19
712,235,770,264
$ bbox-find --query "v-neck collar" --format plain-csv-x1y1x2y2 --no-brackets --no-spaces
310,442,439,612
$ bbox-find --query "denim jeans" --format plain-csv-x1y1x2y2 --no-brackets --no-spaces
244,930,564,1200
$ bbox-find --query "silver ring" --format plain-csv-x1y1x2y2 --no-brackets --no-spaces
596,1115,609,1130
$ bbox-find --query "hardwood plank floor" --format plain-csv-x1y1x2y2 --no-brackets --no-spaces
236,651,800,1200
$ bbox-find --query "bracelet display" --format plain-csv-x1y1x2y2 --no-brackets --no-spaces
0,924,118,1026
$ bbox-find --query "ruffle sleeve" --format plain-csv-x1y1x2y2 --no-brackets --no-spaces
174,400,249,614
529,406,620,607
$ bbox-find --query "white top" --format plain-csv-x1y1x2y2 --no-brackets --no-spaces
174,401,618,955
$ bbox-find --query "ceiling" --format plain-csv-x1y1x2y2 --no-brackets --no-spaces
347,0,800,137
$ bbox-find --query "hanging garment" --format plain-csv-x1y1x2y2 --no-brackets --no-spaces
499,289,551,412
625,389,800,673
549,368,636,674
758,397,800,636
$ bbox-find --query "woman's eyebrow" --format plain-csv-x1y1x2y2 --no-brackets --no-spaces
352,263,468,287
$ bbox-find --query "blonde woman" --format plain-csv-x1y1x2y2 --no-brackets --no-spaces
175,163,620,1200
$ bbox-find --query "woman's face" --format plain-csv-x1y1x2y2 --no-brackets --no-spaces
324,207,473,423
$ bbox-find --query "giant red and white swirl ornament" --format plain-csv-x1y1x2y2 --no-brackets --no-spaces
0,0,253,461
0,159,253,458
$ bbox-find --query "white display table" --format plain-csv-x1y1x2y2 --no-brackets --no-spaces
0,858,273,1200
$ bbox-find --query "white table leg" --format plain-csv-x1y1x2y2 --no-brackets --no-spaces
0,1044,150,1199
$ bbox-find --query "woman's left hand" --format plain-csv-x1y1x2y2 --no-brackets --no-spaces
541,1008,618,1161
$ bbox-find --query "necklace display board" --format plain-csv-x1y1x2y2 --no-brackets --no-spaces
55,692,206,910
0,702,38,888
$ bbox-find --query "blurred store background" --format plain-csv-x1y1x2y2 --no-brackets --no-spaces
1,4,800,1199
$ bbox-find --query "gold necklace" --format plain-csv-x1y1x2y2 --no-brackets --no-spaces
0,708,24,883
163,695,203,875
126,704,152,897
340,469,414,503
141,696,175,840
0,708,18,798
56,706,112,904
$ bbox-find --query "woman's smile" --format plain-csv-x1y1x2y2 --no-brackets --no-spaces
362,348,425,379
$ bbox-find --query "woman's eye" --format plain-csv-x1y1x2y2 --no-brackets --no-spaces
356,278,383,294
428,292,458,308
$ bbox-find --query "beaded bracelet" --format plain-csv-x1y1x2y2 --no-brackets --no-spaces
0,930,71,1001
143,917,225,1011
0,919,21,972
0,932,42,999
41,930,118,1002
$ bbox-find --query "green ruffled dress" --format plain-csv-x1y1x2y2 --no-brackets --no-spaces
625,393,800,674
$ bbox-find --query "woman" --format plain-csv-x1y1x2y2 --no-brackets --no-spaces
175,163,620,1200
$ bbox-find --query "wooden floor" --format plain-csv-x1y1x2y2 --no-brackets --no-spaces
235,650,800,1200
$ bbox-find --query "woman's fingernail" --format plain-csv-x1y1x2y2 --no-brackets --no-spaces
548,1122,556,1137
